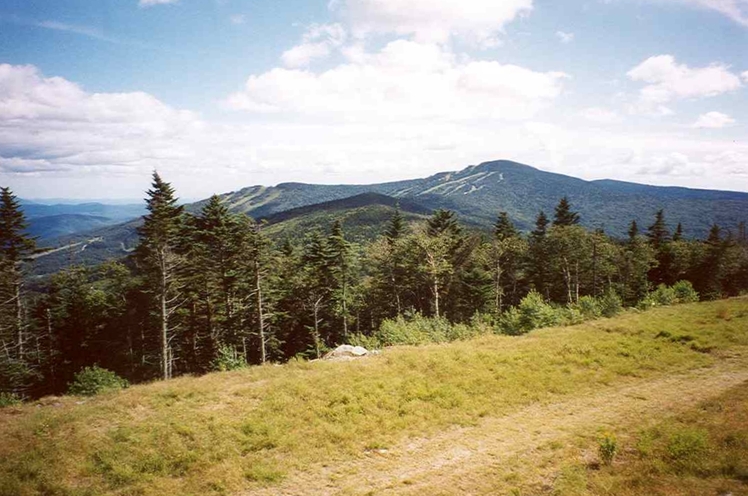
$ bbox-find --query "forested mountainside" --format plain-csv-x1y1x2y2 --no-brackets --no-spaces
30,160,748,276
211,160,748,237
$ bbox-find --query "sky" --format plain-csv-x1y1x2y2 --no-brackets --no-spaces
1,0,747,200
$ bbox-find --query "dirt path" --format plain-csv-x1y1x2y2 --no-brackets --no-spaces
245,353,748,496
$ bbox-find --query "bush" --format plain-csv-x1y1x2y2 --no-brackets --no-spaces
377,314,452,346
667,429,710,473
68,366,128,396
0,392,21,407
499,291,563,335
212,345,247,372
598,432,618,465
577,296,602,319
599,290,623,317
347,333,382,350
672,280,699,303
640,282,699,309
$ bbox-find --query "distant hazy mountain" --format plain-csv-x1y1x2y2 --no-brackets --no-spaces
20,201,146,221
26,214,115,240
30,160,748,276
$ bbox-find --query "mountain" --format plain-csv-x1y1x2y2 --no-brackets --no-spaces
20,201,146,221
26,214,114,240
261,192,432,242
30,159,748,276
213,160,748,237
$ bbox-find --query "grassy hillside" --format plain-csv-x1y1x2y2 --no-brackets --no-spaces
1,298,747,496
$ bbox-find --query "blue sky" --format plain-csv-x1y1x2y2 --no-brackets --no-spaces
1,0,747,199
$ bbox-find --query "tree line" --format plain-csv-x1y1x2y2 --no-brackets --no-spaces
1,174,747,397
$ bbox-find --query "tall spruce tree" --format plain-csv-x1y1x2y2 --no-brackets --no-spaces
553,197,580,226
136,172,185,380
528,211,550,299
0,187,37,394
327,220,352,340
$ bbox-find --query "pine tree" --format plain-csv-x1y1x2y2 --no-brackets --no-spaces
646,209,673,285
385,204,406,244
673,222,683,241
427,209,461,238
647,210,670,248
0,187,37,394
553,197,580,227
628,220,639,241
328,220,352,340
494,212,518,241
528,211,550,298
136,172,185,380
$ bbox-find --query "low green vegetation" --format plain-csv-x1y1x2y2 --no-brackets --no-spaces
1,298,746,496
67,366,129,397
579,379,748,495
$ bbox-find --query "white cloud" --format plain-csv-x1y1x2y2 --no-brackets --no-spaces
666,0,748,26
627,55,742,114
330,0,533,44
230,15,246,25
281,24,346,68
580,107,619,123
556,31,574,43
139,0,178,7
229,40,568,121
742,70,748,82
692,111,736,128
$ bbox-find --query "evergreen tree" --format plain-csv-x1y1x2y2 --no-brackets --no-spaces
485,212,526,313
647,209,673,285
327,220,353,340
553,197,580,227
0,187,37,395
385,205,406,244
427,209,461,238
494,212,518,241
136,172,185,380
528,211,550,299
628,220,639,241
673,222,683,241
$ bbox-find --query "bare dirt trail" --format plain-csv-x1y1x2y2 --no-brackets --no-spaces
245,352,748,496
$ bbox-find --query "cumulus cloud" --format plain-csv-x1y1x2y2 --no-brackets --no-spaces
556,31,574,43
330,0,533,44
580,107,619,123
0,63,203,181
281,24,346,67
742,70,748,82
692,111,736,128
229,40,568,121
139,0,178,6
667,0,748,26
627,55,742,114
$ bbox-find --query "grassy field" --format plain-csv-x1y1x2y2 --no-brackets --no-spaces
1,298,747,496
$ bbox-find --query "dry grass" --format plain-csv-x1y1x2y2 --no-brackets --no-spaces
0,298,747,496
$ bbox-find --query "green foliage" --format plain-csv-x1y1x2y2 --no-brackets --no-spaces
377,314,453,345
0,392,21,407
672,280,699,303
667,428,710,471
577,296,602,319
211,345,247,372
68,366,129,396
599,290,623,318
640,281,700,309
598,432,618,465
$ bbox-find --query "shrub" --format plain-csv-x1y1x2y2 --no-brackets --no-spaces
577,296,602,319
639,284,677,309
667,428,710,473
598,432,618,465
377,314,451,346
672,280,699,303
499,291,562,335
68,366,128,396
347,333,382,350
212,345,247,372
598,290,623,318
0,392,22,407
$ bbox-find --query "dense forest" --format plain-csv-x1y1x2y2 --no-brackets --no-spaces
2,173,748,398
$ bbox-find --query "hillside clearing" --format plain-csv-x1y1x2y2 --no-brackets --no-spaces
1,298,747,496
